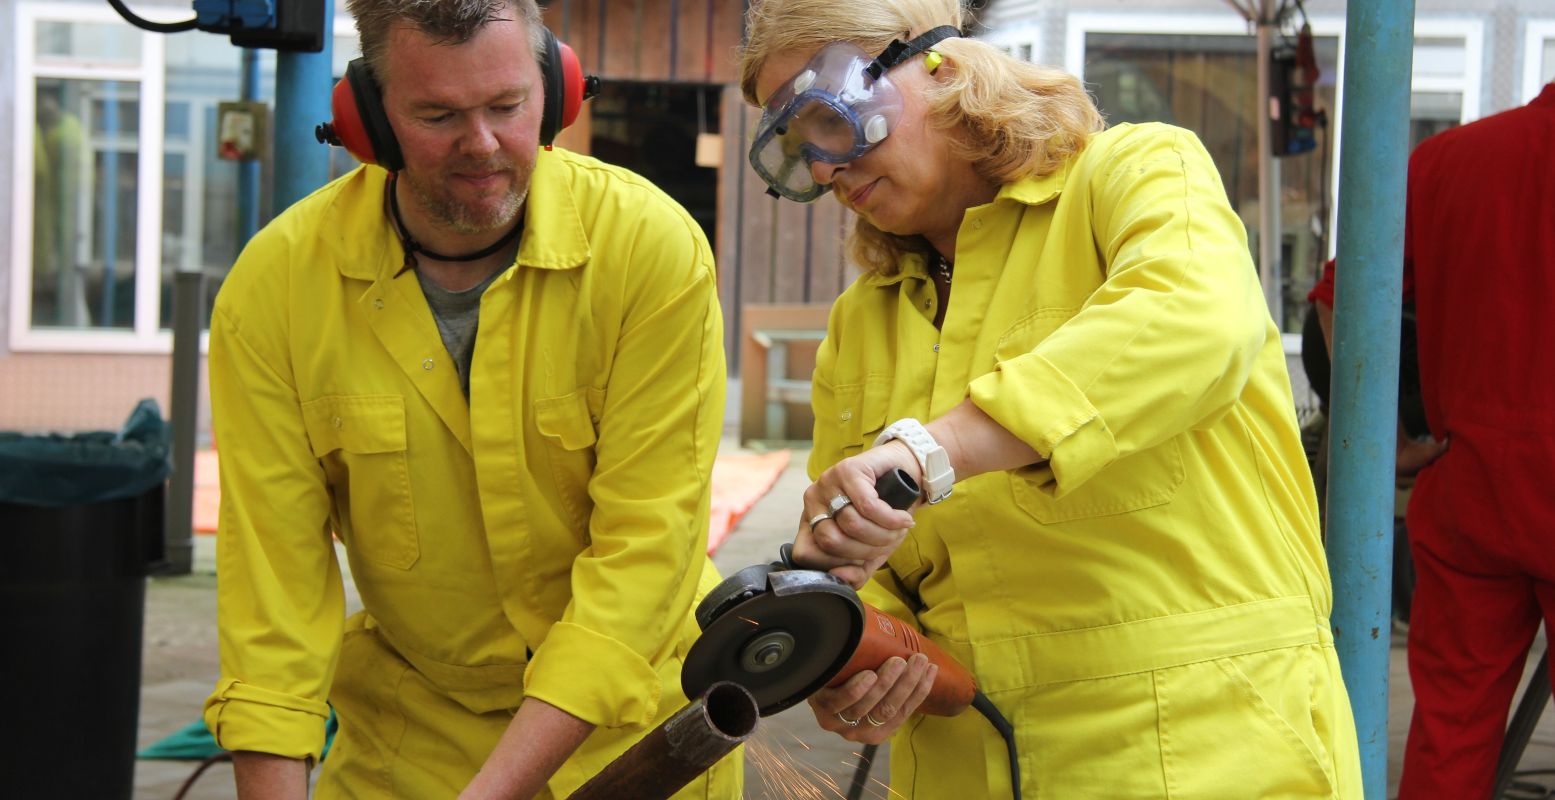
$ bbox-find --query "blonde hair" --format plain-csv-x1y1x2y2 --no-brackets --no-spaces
740,0,1105,275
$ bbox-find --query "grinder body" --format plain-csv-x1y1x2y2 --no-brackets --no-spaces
833,603,976,716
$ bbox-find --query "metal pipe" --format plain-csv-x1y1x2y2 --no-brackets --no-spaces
1255,16,1283,326
1327,0,1416,795
568,681,758,800
273,0,335,212
161,268,205,576
239,48,262,241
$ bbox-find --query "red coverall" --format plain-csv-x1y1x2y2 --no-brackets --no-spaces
1397,83,1555,798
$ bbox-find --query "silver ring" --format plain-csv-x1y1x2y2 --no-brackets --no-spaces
807,513,831,528
828,494,853,514
836,712,860,727
865,712,886,727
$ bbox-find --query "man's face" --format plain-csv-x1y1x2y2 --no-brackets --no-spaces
379,11,543,235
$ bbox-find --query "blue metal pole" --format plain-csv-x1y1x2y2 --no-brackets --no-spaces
1328,0,1416,796
273,0,334,212
239,48,262,241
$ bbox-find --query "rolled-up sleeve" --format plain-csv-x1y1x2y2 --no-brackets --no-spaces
970,126,1270,494
522,211,725,727
203,241,345,760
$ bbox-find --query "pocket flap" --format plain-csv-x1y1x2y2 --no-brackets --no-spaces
301,395,408,457
831,376,891,447
535,389,598,451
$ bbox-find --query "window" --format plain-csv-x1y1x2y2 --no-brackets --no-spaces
982,24,1042,64
1524,20,1555,103
1058,13,1483,339
10,2,357,352
158,32,253,330
13,3,164,351
1069,15,1341,337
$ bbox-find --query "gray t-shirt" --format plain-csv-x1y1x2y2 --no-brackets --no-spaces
416,267,503,398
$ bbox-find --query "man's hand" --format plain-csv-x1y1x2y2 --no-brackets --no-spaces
1397,432,1449,478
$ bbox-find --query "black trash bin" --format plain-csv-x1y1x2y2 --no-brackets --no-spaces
0,399,170,799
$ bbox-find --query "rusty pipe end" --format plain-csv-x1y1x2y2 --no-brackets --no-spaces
700,681,760,741
569,680,759,800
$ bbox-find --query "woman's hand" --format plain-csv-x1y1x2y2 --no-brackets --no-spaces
808,654,937,744
793,441,920,588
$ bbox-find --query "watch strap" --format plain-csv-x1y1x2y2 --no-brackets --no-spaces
873,418,954,504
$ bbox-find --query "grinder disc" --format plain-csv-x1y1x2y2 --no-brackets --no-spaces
681,580,863,716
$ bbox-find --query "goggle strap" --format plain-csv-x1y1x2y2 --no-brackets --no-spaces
865,25,962,80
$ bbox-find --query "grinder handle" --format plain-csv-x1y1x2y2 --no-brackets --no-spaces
827,604,978,716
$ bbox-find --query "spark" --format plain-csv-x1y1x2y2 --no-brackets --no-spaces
744,727,868,800
869,774,906,798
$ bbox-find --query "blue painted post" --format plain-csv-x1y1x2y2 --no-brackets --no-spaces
239,48,263,241
273,0,334,212
1328,0,1416,796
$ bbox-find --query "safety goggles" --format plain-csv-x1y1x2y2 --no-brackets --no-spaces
750,26,960,202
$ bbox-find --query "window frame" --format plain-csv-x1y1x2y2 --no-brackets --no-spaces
11,1,169,353
982,22,1044,66
1523,19,1555,104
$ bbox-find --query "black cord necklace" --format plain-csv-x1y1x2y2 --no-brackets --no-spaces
387,174,522,273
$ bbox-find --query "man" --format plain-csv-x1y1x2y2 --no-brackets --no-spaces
1397,81,1555,798
202,2,739,797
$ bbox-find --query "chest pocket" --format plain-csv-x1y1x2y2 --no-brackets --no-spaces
534,387,601,532
828,375,893,458
992,308,1185,524
301,394,419,569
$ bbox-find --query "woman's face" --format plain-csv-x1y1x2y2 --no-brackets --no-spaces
754,46,994,245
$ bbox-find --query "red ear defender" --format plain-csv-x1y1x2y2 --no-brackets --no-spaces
557,40,591,134
315,60,403,170
317,76,375,165
538,31,601,148
316,32,598,165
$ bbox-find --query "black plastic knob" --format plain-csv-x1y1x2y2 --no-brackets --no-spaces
875,468,921,511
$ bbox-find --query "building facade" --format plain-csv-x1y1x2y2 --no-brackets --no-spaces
2,0,1551,433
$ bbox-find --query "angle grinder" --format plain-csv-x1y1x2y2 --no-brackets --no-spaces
682,469,1022,797
682,469,975,715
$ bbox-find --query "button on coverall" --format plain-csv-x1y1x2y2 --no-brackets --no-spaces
204,150,740,798
810,123,1363,798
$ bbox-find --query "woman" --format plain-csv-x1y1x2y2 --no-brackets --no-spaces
739,0,1363,796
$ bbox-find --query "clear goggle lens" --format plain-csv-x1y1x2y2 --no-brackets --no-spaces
749,42,902,202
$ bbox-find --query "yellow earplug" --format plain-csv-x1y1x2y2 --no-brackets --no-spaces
924,51,943,74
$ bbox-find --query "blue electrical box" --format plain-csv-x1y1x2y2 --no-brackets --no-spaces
194,0,276,31
192,0,324,52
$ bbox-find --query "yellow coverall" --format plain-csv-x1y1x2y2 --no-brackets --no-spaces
810,123,1362,798
204,150,740,798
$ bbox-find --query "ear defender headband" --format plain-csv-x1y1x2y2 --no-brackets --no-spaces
315,26,601,171
748,25,961,202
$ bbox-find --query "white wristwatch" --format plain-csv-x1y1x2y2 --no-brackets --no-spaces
873,418,955,504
